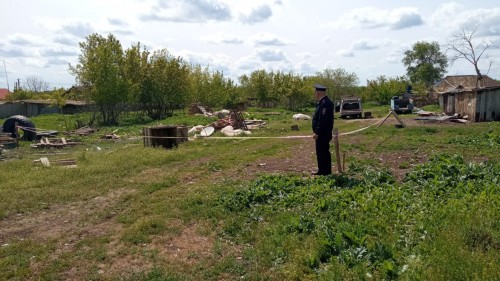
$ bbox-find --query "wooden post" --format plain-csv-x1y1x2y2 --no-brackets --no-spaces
390,110,406,127
333,128,342,173
342,151,346,172
377,111,393,128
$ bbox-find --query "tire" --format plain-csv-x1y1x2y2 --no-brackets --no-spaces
2,115,37,141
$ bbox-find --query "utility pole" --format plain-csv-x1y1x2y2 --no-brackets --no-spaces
2,59,9,91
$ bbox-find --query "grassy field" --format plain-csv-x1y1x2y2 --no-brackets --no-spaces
0,106,499,280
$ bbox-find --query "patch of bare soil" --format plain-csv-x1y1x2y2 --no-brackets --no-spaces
242,139,318,178
0,188,134,280
154,222,214,265
222,118,432,181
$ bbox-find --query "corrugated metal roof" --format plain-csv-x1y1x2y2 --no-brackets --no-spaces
434,75,500,92
1,99,87,105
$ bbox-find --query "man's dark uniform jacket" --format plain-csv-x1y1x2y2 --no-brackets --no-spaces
312,95,334,175
312,95,334,139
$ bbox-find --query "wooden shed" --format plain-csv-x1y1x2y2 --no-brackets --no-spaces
438,86,500,122
434,75,500,92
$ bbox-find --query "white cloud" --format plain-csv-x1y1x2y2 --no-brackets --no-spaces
61,22,95,38
254,48,288,62
385,56,400,64
7,34,44,47
40,47,79,57
108,18,129,27
239,4,273,24
297,62,316,75
296,52,314,60
202,34,244,45
46,57,70,66
0,48,32,58
252,33,293,46
53,35,80,46
140,0,232,23
337,49,355,57
430,4,500,36
327,6,423,30
177,50,231,71
351,39,393,51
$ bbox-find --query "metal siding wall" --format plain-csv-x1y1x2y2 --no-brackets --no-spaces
0,104,23,118
476,92,482,121
496,90,500,121
485,92,492,121
485,89,500,121
475,89,500,122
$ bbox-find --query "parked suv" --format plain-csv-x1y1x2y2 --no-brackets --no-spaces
340,97,362,119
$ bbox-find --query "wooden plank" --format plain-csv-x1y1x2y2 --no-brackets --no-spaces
390,110,406,127
377,111,393,128
40,157,51,167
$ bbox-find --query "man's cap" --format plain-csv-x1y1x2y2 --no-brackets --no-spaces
314,84,327,91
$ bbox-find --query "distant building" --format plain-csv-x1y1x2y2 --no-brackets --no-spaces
435,75,500,122
0,88,9,100
0,99,88,119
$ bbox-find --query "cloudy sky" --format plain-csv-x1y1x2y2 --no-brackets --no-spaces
1,0,499,89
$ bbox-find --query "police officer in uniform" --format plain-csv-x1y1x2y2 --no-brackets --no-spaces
312,84,334,175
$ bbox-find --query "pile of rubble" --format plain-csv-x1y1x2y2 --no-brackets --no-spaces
415,110,469,123
188,110,266,137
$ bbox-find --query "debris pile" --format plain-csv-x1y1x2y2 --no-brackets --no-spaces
67,126,97,136
220,126,251,137
189,110,266,137
415,111,469,123
0,132,16,148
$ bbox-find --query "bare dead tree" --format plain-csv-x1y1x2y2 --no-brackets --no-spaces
24,75,50,92
446,25,497,88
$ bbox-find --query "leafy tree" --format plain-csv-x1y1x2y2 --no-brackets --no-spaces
123,42,149,107
446,26,497,88
240,70,275,108
141,49,190,119
314,68,359,101
5,89,33,101
274,71,309,110
187,65,210,106
402,41,448,87
70,33,126,125
365,76,409,104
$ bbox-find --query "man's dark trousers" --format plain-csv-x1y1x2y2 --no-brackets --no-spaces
315,135,332,175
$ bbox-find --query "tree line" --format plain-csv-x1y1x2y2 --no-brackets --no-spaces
7,26,496,126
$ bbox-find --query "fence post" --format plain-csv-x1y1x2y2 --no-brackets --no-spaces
333,128,342,173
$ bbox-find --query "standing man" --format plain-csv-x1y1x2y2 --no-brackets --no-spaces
312,84,334,175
